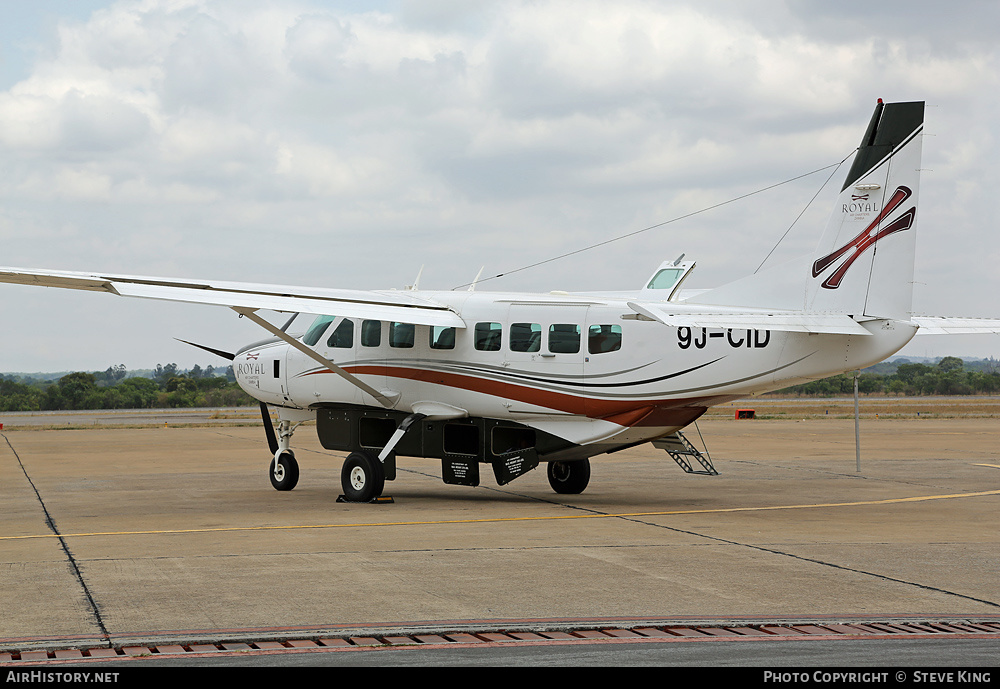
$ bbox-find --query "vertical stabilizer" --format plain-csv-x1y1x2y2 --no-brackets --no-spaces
690,100,924,320
806,100,924,320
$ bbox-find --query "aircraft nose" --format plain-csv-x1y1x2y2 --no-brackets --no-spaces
234,348,284,404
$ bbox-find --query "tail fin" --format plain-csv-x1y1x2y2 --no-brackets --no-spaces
805,100,924,320
691,100,924,320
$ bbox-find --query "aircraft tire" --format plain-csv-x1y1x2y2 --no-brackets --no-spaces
270,451,299,491
547,458,590,494
341,451,385,502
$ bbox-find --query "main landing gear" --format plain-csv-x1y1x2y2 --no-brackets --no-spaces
261,404,419,503
547,458,591,494
340,451,385,503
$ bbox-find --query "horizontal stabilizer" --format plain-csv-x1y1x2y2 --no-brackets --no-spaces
627,301,873,335
0,266,466,328
911,316,1000,335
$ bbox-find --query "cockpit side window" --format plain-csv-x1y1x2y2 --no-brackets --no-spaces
303,315,335,346
326,319,354,348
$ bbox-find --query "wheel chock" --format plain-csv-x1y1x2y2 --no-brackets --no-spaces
337,495,394,504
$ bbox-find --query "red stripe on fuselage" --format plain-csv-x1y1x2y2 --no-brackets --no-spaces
306,364,728,427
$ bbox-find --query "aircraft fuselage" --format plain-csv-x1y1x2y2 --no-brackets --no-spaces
233,290,917,462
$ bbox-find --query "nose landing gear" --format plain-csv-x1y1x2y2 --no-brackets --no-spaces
270,450,299,491
261,402,306,492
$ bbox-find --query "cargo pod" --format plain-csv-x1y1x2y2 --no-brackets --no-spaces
316,409,551,488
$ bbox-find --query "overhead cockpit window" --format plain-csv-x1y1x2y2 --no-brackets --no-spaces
327,319,354,348
390,322,415,348
646,268,683,291
509,323,541,352
430,326,456,350
303,315,335,346
588,324,622,354
548,324,581,354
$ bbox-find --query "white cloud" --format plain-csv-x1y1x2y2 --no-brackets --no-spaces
0,0,998,371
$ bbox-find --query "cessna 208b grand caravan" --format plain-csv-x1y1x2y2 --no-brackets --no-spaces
3,100,999,502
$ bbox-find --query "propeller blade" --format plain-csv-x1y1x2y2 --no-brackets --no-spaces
175,338,236,361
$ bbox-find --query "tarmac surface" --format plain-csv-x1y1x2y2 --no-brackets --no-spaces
1,408,999,663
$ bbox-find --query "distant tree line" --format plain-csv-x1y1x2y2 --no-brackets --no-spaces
772,356,1000,397
0,364,255,411
3,357,999,411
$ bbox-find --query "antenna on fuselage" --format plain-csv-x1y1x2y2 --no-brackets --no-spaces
468,266,485,292
405,265,424,291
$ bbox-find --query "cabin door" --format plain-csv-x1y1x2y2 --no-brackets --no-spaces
502,302,588,417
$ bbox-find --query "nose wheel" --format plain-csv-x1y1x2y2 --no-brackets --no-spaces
262,404,305,492
270,450,299,491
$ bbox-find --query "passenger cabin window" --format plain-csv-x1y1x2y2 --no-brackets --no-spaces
475,322,502,351
430,326,456,350
389,322,414,348
548,324,581,354
303,315,335,346
509,323,541,352
326,319,354,348
361,320,381,347
588,324,622,354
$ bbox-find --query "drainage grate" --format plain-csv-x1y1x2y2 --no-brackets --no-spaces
4,621,999,663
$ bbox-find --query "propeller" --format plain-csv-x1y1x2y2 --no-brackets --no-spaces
175,338,235,361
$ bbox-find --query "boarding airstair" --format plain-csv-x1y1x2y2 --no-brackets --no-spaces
651,430,718,476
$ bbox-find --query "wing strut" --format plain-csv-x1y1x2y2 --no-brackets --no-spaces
233,307,398,408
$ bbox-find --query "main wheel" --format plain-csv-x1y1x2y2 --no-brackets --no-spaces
270,451,299,491
341,451,385,502
547,459,591,494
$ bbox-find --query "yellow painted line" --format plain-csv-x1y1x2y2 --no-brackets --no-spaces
4,489,1000,543
975,464,1000,469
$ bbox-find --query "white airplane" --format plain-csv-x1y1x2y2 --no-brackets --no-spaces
3,100,999,502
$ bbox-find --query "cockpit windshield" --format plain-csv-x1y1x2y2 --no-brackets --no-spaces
302,315,336,346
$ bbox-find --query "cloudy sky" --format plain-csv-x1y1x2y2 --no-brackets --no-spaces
1,0,998,373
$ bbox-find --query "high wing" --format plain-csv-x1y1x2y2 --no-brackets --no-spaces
0,266,465,328
910,316,1000,335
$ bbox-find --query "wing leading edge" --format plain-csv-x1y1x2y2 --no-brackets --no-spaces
0,266,466,328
